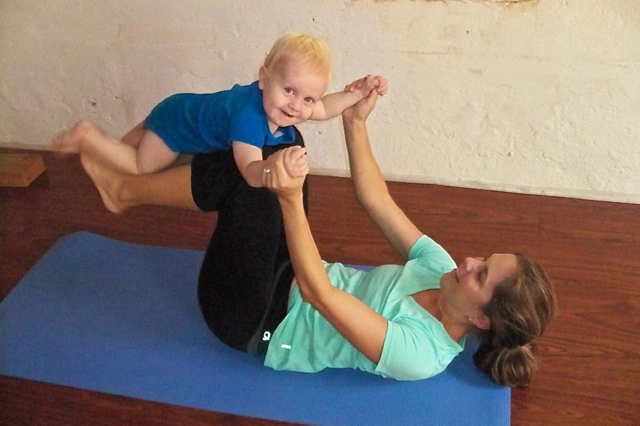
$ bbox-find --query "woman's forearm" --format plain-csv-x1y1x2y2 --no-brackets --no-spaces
277,194,334,306
342,114,423,260
342,118,391,208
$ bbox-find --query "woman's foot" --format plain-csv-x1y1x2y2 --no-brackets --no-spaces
80,149,131,213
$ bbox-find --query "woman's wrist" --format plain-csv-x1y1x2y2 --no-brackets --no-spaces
343,115,367,129
277,190,304,207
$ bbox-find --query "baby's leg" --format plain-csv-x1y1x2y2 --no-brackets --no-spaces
122,121,190,169
136,130,180,174
121,121,146,147
54,120,140,173
54,120,178,174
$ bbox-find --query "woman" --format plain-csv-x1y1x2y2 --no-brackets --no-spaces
79,89,557,387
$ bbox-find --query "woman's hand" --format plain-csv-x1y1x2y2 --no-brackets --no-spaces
344,75,388,97
263,146,308,200
342,90,379,124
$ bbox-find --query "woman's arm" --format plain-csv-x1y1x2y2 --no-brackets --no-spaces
265,148,388,363
342,92,423,260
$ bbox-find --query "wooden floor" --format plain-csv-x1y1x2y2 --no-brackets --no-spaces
1,150,639,426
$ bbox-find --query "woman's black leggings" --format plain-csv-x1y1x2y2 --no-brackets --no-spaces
190,128,307,355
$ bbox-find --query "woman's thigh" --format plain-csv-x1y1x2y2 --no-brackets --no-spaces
194,130,307,352
196,178,289,351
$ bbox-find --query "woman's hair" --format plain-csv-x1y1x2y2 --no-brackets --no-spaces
262,32,332,80
473,253,557,388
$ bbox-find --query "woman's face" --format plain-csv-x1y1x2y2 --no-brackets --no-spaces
441,254,519,328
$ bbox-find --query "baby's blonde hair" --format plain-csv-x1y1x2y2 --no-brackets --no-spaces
262,33,332,80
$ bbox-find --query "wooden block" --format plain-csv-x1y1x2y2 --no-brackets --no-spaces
0,153,46,187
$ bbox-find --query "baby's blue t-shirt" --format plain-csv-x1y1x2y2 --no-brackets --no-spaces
144,81,296,154
264,235,464,381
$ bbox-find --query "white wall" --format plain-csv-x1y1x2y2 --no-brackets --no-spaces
1,0,638,203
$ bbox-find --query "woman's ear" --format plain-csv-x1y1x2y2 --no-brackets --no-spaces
470,314,490,330
258,66,267,90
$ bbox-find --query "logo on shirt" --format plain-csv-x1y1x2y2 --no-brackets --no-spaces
280,344,291,350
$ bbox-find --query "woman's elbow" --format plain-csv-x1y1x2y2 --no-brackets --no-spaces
297,280,332,309
298,285,313,304
298,285,322,306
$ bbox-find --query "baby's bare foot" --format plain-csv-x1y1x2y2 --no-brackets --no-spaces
52,120,94,157
80,150,129,213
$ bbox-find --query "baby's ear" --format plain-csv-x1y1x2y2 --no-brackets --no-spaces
258,66,267,90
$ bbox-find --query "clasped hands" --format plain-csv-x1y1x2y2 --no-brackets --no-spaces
343,74,384,122
263,145,308,199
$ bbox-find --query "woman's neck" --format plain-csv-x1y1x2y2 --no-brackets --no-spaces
413,290,471,343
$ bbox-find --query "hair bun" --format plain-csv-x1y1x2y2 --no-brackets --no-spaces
495,344,538,388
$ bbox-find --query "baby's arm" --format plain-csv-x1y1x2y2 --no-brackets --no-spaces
311,75,387,121
233,141,269,188
233,142,308,187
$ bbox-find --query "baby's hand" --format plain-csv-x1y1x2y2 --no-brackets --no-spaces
344,75,388,97
283,146,309,179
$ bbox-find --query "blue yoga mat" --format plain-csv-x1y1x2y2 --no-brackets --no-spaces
1,232,510,426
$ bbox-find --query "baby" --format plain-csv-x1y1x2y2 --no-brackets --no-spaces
55,32,387,187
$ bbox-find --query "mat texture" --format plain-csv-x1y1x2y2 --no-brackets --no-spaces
0,232,510,426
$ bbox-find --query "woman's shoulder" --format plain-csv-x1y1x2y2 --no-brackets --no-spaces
375,314,464,380
408,235,450,260
407,235,456,273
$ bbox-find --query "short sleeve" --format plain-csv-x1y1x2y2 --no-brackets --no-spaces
228,110,267,148
375,319,440,381
408,235,452,263
407,235,456,278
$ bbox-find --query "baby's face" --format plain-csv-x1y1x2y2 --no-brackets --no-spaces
259,60,329,133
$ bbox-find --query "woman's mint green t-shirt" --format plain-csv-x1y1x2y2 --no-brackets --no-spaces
264,235,464,381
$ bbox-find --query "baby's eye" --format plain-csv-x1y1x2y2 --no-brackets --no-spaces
304,97,315,104
284,87,294,95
